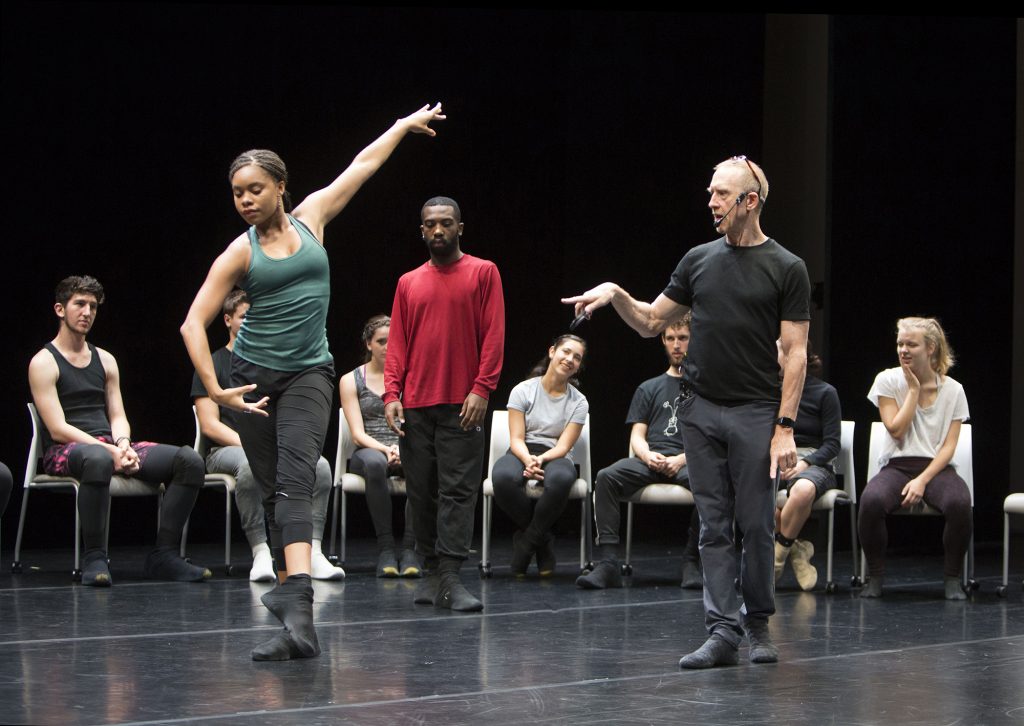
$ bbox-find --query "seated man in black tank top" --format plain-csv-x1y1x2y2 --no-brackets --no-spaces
28,275,211,586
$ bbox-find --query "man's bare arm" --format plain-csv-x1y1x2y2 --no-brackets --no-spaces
562,285,686,338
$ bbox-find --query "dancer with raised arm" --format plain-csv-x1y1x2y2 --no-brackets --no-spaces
181,104,445,660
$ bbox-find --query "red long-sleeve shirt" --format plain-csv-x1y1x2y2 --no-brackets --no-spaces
383,254,505,408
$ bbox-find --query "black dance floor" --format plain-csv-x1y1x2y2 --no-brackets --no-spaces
2,539,1023,725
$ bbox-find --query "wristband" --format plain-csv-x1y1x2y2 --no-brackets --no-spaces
114,436,131,447
775,417,796,429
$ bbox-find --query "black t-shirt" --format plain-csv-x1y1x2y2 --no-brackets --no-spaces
190,347,241,443
626,373,686,456
794,375,842,467
662,237,810,403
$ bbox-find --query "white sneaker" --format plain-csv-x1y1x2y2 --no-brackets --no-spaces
249,547,276,583
311,550,346,581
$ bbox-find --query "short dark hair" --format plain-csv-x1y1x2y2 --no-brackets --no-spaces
55,276,105,307
422,196,461,222
662,311,692,337
222,289,249,316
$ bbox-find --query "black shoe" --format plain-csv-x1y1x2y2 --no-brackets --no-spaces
144,547,211,582
536,533,556,577
575,560,622,590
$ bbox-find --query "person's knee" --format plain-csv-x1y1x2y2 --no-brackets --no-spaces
173,446,205,488
543,460,577,495
76,445,115,483
788,479,817,507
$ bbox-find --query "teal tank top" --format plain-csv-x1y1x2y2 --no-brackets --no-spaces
233,215,332,371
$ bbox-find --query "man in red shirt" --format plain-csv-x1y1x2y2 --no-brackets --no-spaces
384,197,505,612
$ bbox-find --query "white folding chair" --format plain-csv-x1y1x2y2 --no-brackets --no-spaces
997,493,1024,597
775,420,857,593
620,446,695,576
180,405,237,574
862,421,975,590
12,403,164,580
479,410,593,577
331,409,406,565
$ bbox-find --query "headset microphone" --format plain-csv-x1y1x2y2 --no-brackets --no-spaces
713,195,744,229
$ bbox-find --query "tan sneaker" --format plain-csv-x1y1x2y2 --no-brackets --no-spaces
790,539,818,591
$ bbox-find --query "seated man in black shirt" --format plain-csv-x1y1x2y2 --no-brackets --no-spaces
576,313,702,589
28,275,210,586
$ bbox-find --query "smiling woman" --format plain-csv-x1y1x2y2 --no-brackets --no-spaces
490,334,589,578
179,103,446,662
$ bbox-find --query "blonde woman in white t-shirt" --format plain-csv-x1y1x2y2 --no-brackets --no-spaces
859,317,971,600
492,334,589,578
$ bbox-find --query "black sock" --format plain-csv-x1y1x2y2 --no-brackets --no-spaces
775,532,795,547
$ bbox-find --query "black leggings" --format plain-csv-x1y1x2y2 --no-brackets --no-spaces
67,444,204,553
233,356,334,567
491,446,577,544
349,448,414,548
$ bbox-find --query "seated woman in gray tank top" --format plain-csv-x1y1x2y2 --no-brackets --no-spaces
491,334,589,578
339,314,418,578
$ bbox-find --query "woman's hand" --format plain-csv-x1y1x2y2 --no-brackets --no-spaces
386,445,400,466
212,384,270,417
523,455,546,481
781,459,809,482
402,103,446,137
901,476,927,508
901,359,921,392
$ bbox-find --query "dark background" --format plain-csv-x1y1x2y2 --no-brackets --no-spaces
1,7,1016,559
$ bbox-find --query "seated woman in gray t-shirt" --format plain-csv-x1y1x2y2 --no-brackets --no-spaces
492,334,589,578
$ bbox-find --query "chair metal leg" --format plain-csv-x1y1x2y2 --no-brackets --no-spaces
224,487,233,572
1003,512,1010,588
340,492,348,565
12,486,32,573
479,494,493,577
824,509,836,593
329,484,341,560
623,501,634,575
850,504,862,587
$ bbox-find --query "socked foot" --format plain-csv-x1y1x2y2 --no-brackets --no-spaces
945,576,967,600
435,579,483,612
145,547,211,582
575,560,622,590
860,577,883,598
678,635,739,669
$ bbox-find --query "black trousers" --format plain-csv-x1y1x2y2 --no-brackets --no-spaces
233,356,335,563
400,405,484,562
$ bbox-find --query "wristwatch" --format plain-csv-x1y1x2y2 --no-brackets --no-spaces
775,416,796,429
